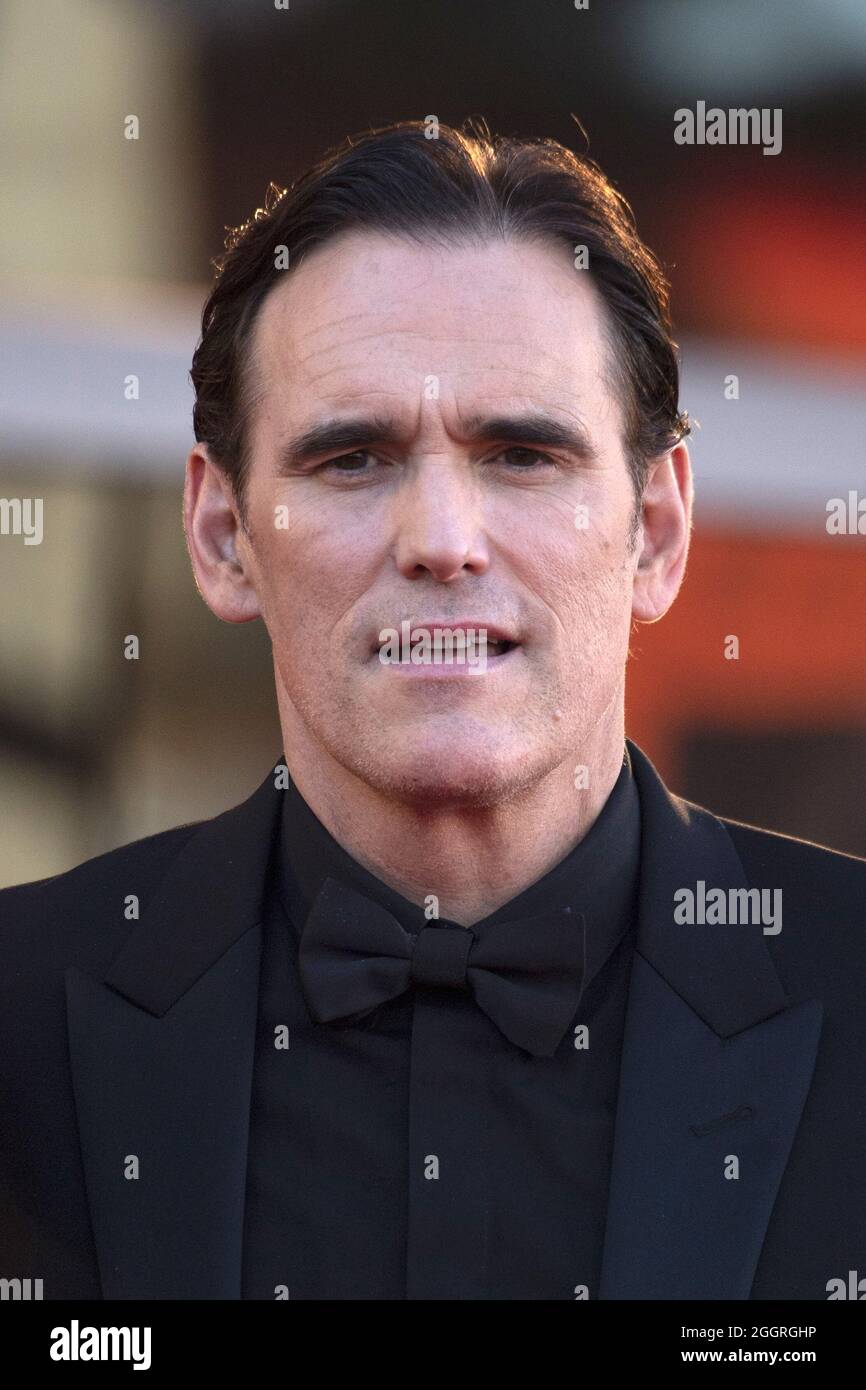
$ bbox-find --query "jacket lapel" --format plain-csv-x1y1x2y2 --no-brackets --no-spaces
599,741,823,1299
66,761,285,1299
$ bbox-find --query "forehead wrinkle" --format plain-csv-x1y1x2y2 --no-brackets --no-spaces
277,340,600,399
263,288,588,361
317,386,412,405
262,285,476,345
285,321,534,371
259,288,607,394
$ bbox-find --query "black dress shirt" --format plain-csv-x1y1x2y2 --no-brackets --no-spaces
241,743,642,1300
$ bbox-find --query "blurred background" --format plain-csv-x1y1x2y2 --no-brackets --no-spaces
1,0,864,887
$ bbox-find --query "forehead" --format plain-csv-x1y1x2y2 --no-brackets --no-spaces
247,230,619,432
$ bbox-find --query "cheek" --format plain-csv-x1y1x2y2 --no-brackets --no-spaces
255,518,376,663
520,519,630,617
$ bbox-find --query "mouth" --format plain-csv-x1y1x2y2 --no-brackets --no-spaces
370,620,522,671
472,637,518,658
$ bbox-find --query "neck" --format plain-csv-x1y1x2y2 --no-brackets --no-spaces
275,684,626,928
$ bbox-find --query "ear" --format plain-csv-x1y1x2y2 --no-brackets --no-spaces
183,445,262,623
631,442,693,623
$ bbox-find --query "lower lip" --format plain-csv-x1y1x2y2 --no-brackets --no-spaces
371,645,521,678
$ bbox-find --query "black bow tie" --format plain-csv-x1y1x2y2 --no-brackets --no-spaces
297,877,587,1057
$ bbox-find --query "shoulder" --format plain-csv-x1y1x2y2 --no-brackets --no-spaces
718,811,866,905
1,816,206,908
0,818,206,978
711,810,866,998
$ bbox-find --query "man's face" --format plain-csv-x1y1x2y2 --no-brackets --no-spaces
232,231,648,805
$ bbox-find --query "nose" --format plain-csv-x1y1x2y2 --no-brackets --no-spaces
392,456,490,581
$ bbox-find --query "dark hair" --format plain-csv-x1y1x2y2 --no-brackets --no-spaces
190,118,689,525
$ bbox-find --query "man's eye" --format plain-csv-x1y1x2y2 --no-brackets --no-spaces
320,452,375,474
494,447,557,469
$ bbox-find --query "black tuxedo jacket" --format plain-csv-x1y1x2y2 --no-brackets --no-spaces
1,739,864,1300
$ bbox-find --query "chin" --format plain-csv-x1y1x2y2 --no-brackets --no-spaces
347,737,546,810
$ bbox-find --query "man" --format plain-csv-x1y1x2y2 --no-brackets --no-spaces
1,120,864,1302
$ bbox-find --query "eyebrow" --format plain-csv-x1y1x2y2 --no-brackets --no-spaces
274,410,599,473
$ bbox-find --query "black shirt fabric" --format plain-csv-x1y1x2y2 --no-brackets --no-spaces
241,743,642,1300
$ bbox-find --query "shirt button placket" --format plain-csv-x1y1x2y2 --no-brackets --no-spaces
406,983,492,1300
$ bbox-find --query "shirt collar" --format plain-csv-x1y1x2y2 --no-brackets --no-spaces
277,743,641,994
